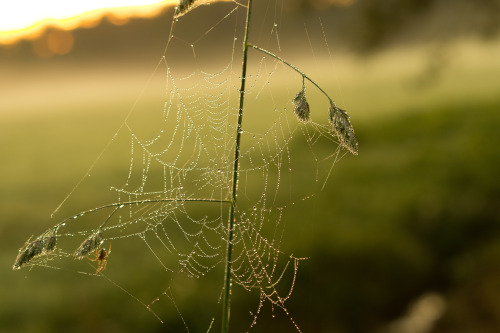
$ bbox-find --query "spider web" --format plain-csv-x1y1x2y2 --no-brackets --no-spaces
14,1,351,331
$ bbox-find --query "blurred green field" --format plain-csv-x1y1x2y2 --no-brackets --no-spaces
1,36,500,333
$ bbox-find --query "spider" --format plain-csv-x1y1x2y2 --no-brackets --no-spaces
88,243,111,274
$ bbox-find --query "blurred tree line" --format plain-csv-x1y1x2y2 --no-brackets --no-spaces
294,0,500,51
2,0,500,60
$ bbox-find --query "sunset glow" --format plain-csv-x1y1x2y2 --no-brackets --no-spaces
0,0,177,45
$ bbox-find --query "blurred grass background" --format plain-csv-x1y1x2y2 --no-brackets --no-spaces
1,0,500,332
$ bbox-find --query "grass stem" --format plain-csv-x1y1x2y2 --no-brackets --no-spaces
221,1,253,332
248,43,336,106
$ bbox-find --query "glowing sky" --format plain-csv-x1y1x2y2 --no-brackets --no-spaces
0,0,172,31
0,0,176,44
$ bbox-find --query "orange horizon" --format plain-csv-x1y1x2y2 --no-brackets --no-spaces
0,2,176,46
0,0,353,57
0,0,356,46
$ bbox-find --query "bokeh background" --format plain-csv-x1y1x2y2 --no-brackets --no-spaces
1,0,500,332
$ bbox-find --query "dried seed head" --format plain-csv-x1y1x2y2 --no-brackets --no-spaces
74,232,103,259
13,239,44,270
293,88,310,121
43,233,57,253
13,231,58,270
174,0,201,18
329,103,358,155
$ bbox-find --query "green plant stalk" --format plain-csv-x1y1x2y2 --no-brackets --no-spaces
51,198,231,229
221,0,253,332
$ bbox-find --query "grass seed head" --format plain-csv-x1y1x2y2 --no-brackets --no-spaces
13,239,44,270
74,232,103,259
13,231,58,270
43,233,57,253
293,88,310,121
329,103,358,155
175,0,200,18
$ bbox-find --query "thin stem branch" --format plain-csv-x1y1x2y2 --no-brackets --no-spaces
222,1,253,332
248,43,337,106
54,198,230,229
